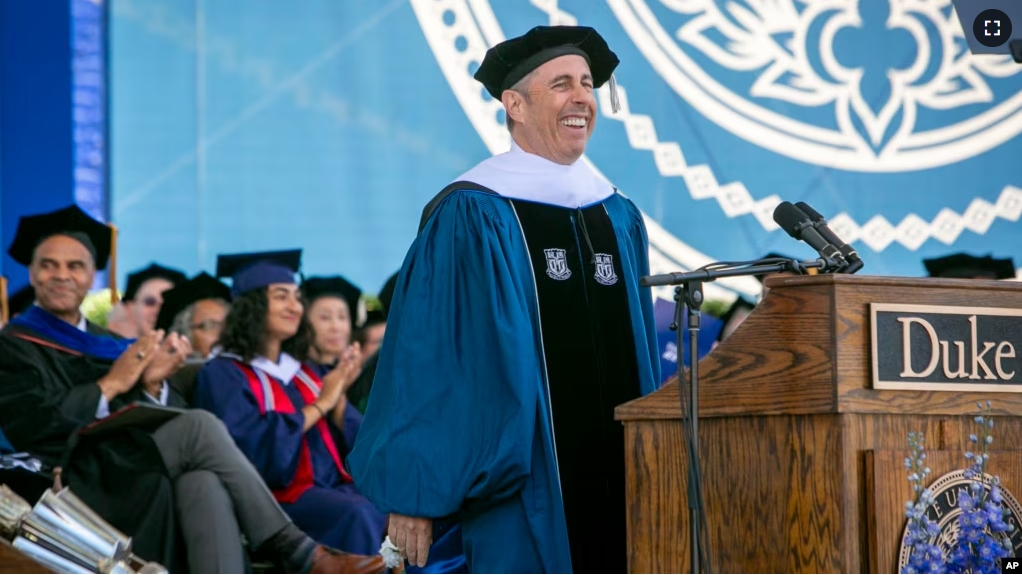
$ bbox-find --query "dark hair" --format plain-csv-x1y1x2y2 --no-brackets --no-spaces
304,295,327,360
217,288,311,362
351,327,368,347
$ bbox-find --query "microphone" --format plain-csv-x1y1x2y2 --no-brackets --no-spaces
640,272,687,287
772,202,846,271
795,201,864,274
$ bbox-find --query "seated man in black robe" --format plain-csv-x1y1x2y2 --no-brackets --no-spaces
0,205,384,574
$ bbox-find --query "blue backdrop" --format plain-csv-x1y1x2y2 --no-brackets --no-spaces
108,0,1022,301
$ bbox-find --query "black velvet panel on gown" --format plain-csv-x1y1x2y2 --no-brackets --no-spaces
510,199,641,574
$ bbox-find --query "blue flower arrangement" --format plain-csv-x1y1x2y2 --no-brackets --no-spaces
902,402,1015,574
903,431,942,574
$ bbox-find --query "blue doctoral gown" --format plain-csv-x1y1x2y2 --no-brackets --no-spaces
305,361,468,574
347,189,660,573
194,356,386,555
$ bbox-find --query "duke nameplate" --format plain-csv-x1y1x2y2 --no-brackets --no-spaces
871,304,1022,392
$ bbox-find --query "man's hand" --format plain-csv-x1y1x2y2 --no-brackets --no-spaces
388,514,431,568
141,333,192,396
97,332,162,400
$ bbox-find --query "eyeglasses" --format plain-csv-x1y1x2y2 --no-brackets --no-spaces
191,319,224,332
140,296,161,308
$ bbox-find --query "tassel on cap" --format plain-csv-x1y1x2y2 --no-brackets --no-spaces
0,276,8,325
608,74,621,114
109,224,119,304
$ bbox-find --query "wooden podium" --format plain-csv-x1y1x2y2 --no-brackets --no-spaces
615,275,1022,573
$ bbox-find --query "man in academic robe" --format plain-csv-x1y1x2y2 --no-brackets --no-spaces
348,26,660,574
157,271,232,361
0,205,384,574
110,263,187,338
152,272,233,405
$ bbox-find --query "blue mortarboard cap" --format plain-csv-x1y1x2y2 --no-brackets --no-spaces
215,249,302,297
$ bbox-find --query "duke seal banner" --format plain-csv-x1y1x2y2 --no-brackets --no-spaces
871,303,1022,392
109,1,1022,302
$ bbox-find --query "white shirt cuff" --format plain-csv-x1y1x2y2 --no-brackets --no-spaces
96,395,110,419
97,381,168,419
143,381,169,406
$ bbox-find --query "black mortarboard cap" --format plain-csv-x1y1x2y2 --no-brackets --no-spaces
7,205,112,269
302,276,363,327
474,25,620,100
155,272,232,331
364,309,386,326
123,263,188,301
216,249,302,297
923,253,1016,280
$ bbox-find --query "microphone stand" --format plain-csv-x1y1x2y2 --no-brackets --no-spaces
641,257,835,574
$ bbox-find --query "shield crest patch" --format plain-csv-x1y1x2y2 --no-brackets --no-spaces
594,253,619,286
544,248,571,281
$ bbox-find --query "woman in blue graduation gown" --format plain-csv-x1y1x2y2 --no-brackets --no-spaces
193,251,386,556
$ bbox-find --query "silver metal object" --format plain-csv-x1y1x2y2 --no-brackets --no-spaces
1,484,166,574
0,484,31,539
12,535,94,574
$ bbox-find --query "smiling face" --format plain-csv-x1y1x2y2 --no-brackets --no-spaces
307,295,352,358
265,283,304,341
502,54,597,165
29,235,95,322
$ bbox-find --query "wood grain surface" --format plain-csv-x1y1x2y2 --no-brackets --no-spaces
617,275,1022,573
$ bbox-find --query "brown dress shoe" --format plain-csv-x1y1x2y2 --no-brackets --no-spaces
309,545,387,574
